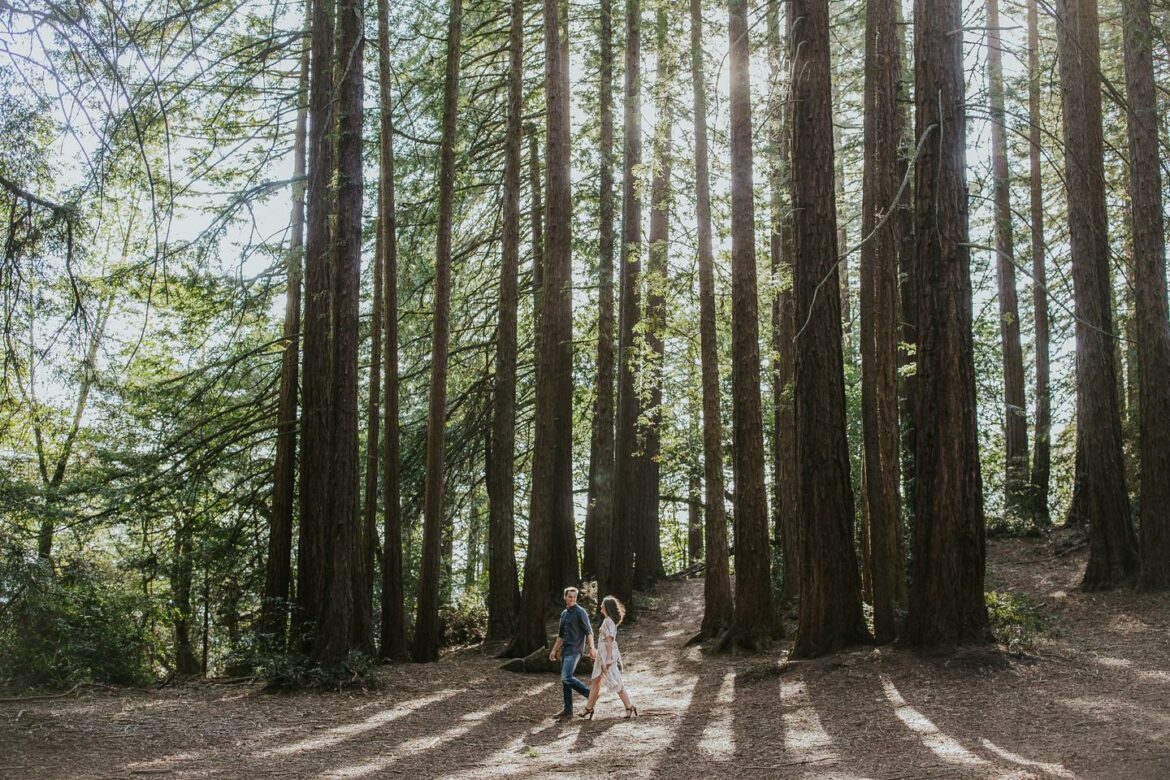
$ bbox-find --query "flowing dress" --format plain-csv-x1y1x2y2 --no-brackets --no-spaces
590,616,624,693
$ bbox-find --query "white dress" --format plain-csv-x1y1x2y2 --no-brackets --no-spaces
591,616,624,693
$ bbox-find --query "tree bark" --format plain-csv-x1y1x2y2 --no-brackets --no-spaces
607,0,642,611
358,151,381,659
1027,0,1051,530
582,0,616,585
413,0,462,662
1120,0,1170,591
376,0,406,662
487,0,523,642
173,513,200,676
316,0,364,665
986,0,1031,517
1054,0,1138,590
721,0,773,652
690,0,733,639
260,2,308,649
766,0,798,609
635,3,671,591
294,0,336,654
789,0,868,659
546,0,578,597
529,126,544,323
505,0,574,656
860,0,906,645
903,0,991,648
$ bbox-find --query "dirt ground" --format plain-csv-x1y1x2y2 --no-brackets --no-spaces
3,536,1169,779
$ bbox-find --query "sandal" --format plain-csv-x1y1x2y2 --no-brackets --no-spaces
624,706,638,719
578,707,595,720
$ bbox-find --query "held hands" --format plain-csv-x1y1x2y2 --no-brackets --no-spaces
589,647,597,661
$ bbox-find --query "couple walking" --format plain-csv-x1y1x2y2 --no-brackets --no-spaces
548,586,638,721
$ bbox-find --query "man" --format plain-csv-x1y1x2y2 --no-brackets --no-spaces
548,586,596,720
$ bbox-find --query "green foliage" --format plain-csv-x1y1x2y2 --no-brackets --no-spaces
261,650,381,693
0,549,156,691
439,588,488,647
985,590,1044,655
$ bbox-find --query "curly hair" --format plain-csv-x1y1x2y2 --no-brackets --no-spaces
600,595,626,626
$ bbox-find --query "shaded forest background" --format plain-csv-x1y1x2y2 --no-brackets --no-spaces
1,0,1169,689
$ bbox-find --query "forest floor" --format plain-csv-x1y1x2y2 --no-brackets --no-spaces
3,534,1170,779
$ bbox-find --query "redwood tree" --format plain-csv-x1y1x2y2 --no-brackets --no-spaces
789,0,867,658
413,0,462,662
689,0,733,639
608,0,642,610
986,0,1030,517
487,0,523,641
582,0,616,584
506,0,573,656
316,0,364,664
721,0,773,652
903,0,991,647
377,0,407,661
1055,0,1138,590
859,0,906,645
635,3,672,591
260,7,307,647
1027,0,1051,529
293,0,335,656
1120,0,1170,591
766,0,798,608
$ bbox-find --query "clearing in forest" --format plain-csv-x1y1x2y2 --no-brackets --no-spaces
3,537,1168,779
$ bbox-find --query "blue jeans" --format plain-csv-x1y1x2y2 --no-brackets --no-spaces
561,652,591,712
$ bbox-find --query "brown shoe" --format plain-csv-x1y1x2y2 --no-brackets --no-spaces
552,710,573,721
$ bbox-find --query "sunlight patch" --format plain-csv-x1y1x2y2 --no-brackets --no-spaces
259,689,460,758
980,738,1077,778
697,671,736,761
779,680,838,763
881,677,986,767
324,683,555,778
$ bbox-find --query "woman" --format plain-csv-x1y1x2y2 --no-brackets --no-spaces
579,595,637,719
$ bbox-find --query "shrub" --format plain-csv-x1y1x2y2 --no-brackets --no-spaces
438,589,487,647
0,550,155,690
985,590,1044,655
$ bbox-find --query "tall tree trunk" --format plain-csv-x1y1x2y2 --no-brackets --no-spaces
529,126,544,322
721,0,773,652
986,0,1030,517
766,0,798,609
635,3,671,590
317,0,364,664
903,0,991,647
358,162,381,658
582,0,616,585
687,458,702,565
1120,0,1170,591
1027,0,1051,530
261,5,308,648
413,0,462,662
487,0,524,642
860,0,905,645
1055,0,1138,589
505,0,574,656
377,0,407,661
690,0,733,639
896,0,917,540
294,0,336,654
173,514,200,676
789,0,868,659
608,0,642,611
546,0,578,596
